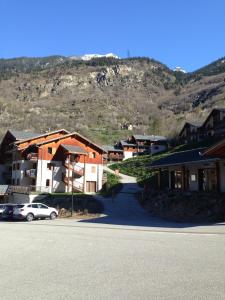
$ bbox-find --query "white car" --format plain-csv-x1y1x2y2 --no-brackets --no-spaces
13,203,58,221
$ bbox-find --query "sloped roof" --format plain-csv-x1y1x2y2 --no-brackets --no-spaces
133,134,167,141
179,122,201,137
149,148,219,168
103,145,123,152
61,144,88,155
120,140,136,147
201,108,225,128
9,130,41,141
14,129,69,145
36,132,106,153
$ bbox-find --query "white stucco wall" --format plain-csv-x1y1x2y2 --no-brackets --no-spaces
36,160,65,193
123,151,134,160
12,160,35,186
11,159,104,194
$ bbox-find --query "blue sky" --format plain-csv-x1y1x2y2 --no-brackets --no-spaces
0,0,225,71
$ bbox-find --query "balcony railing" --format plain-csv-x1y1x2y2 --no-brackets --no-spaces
11,185,30,194
108,154,124,161
64,162,84,177
63,176,84,192
27,153,38,161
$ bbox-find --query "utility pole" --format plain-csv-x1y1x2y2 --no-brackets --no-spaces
71,161,74,216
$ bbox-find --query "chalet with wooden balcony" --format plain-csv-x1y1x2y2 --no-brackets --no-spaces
0,129,42,184
6,130,106,194
178,108,225,144
179,122,200,144
103,145,124,162
131,134,168,154
199,108,225,139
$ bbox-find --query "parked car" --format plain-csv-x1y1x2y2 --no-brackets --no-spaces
13,203,58,221
0,204,16,220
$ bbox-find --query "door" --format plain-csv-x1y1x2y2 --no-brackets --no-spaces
86,181,96,192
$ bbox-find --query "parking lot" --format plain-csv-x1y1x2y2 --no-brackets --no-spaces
1,219,225,300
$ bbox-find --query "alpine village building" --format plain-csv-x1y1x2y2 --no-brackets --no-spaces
104,134,168,162
0,129,106,198
150,108,225,193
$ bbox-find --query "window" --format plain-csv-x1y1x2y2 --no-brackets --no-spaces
91,166,96,173
33,163,37,169
12,178,15,185
48,147,52,154
174,171,182,189
46,179,50,186
13,164,16,170
47,163,55,170
16,178,20,185
31,204,39,209
89,152,96,159
39,204,48,209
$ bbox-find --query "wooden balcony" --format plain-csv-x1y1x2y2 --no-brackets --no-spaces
63,176,84,192
64,163,84,177
108,154,124,161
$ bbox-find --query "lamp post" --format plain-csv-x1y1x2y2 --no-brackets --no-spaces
71,159,74,217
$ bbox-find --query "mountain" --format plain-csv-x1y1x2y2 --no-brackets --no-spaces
0,55,225,144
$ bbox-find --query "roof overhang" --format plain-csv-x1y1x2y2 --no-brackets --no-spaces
61,144,88,155
149,158,219,169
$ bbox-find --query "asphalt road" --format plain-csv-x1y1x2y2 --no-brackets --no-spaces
1,219,225,300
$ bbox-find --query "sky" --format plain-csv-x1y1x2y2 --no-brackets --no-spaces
0,0,225,71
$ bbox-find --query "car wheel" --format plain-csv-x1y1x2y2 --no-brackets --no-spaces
26,213,34,222
50,212,57,220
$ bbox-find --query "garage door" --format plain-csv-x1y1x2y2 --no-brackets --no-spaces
86,181,96,193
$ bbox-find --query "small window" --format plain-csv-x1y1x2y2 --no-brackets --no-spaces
31,204,39,209
12,178,15,185
48,147,52,154
17,163,20,170
16,178,20,185
13,164,16,170
46,179,50,186
47,163,55,170
39,204,48,209
89,152,96,158
91,166,96,173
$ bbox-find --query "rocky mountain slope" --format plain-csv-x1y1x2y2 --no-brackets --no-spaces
0,56,225,143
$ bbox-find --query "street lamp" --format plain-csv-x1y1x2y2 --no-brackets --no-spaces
71,161,74,217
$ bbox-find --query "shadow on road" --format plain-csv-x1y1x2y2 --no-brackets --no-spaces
79,182,225,229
